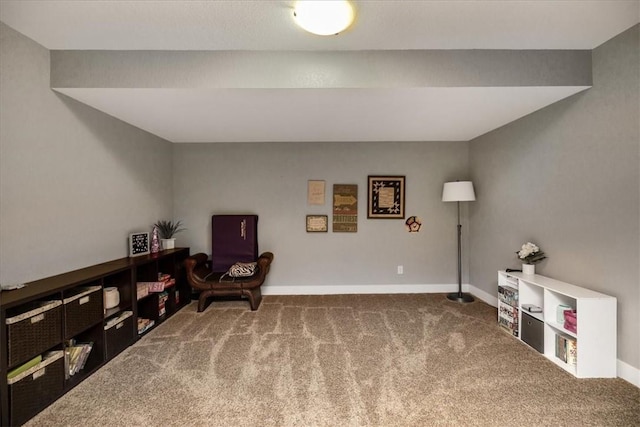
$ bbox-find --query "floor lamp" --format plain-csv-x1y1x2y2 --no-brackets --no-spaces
442,181,476,303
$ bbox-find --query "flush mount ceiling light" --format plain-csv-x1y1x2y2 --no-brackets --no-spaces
293,1,355,36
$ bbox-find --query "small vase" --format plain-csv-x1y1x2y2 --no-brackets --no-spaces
161,238,175,250
522,264,535,275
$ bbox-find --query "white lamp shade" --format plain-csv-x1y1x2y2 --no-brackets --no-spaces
442,181,476,202
293,1,355,36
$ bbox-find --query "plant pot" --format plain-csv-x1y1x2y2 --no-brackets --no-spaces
161,238,175,250
522,263,535,275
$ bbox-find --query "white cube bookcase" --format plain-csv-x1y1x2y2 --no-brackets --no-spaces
498,271,617,378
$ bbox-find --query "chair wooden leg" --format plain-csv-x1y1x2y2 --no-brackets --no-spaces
198,291,211,312
245,287,262,311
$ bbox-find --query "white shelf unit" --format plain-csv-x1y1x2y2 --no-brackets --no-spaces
498,271,617,378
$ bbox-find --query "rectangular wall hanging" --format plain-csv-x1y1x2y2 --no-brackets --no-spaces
307,180,326,205
333,184,358,232
129,232,150,257
367,175,406,219
306,215,328,232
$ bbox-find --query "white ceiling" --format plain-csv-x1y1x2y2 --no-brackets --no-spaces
56,86,589,143
1,0,638,51
1,1,638,143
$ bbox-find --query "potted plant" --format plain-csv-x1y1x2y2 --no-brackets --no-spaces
516,242,546,275
154,220,185,250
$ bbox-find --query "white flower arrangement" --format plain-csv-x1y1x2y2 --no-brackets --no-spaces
517,242,547,265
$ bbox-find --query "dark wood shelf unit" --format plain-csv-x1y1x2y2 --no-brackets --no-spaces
64,323,105,390
0,248,190,426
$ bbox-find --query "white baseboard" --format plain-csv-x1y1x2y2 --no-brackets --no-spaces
262,283,461,295
261,282,638,388
264,283,499,306
467,284,499,307
617,359,640,388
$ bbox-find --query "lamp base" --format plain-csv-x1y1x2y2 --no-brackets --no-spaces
447,292,475,303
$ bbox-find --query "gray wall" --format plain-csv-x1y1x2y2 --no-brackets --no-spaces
469,25,639,370
0,22,173,285
173,141,471,288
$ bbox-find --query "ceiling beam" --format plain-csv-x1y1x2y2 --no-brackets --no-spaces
51,49,592,89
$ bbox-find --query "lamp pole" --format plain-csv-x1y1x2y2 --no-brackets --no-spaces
446,196,474,303
457,201,462,297
442,181,476,303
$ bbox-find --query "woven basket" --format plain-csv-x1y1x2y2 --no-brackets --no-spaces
63,286,103,339
6,301,62,367
9,352,64,426
104,312,134,359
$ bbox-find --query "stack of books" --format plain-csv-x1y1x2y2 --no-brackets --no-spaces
522,304,543,313
137,273,176,295
555,334,577,365
498,303,518,336
137,317,155,335
65,340,93,377
136,282,149,300
158,292,169,318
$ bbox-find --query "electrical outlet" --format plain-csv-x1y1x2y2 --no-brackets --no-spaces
397,265,403,275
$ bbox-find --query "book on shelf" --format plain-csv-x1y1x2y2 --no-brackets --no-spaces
555,334,577,365
566,338,577,365
7,355,42,380
498,285,518,306
65,342,93,376
136,282,149,300
498,317,518,337
137,317,155,334
139,281,165,293
158,291,169,317
68,346,82,375
555,334,567,362
522,304,542,313
139,276,175,293
77,342,93,372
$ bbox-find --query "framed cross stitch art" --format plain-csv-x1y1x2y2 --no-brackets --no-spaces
367,176,405,219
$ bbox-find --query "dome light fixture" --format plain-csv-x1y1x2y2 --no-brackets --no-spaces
293,0,355,36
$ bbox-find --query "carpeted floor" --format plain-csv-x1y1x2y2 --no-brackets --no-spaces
26,294,639,426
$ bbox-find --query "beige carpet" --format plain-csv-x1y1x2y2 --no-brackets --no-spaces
27,294,639,426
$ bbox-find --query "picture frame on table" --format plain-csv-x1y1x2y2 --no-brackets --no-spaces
129,232,150,257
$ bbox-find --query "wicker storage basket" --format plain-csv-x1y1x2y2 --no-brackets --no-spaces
8,351,64,426
104,311,134,359
6,301,63,368
63,286,103,339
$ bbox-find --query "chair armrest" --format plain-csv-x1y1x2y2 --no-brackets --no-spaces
184,253,211,289
256,252,274,278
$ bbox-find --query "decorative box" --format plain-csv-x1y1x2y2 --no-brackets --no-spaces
556,304,571,323
521,312,544,353
564,309,577,333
